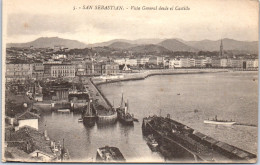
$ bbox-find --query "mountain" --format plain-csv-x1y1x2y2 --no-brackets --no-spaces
184,38,258,53
88,38,165,47
7,37,87,49
88,39,133,47
126,44,171,53
159,39,198,52
108,42,137,49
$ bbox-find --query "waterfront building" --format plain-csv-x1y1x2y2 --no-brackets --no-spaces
195,58,207,67
50,64,75,77
189,58,196,67
114,58,125,65
169,59,181,68
6,63,33,82
44,63,75,78
211,58,221,67
180,58,190,67
128,58,138,66
15,111,40,130
86,62,95,75
253,59,258,68
71,59,86,76
230,59,243,68
114,58,138,66
137,57,149,66
148,57,164,65
101,62,120,75
94,63,102,75
33,63,44,80
220,58,228,67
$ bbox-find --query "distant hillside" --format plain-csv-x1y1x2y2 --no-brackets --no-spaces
7,37,87,49
159,39,198,52
127,44,171,53
184,38,258,53
88,38,165,47
108,42,136,49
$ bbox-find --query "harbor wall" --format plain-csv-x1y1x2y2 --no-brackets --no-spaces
142,117,256,163
89,79,118,123
92,69,228,86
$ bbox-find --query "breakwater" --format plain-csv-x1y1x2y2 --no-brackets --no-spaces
142,116,257,163
92,69,228,85
88,79,117,123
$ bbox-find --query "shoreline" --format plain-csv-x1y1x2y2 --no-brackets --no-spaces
92,69,230,86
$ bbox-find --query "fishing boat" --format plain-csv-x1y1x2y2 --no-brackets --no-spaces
116,94,134,125
96,146,126,162
82,100,96,126
146,134,158,151
204,115,236,125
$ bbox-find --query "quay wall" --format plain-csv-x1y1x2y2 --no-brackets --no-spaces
89,78,113,109
92,69,229,86
89,79,118,123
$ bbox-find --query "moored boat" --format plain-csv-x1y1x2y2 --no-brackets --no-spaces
146,134,159,151
96,146,126,162
116,94,134,125
57,109,70,113
82,100,96,126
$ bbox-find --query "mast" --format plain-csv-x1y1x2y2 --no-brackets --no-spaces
120,93,124,108
87,99,92,116
127,99,129,113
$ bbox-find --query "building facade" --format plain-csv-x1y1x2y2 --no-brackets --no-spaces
50,64,76,77
6,63,33,82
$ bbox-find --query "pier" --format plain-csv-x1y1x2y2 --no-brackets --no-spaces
142,116,256,163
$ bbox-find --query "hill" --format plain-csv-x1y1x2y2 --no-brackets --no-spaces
108,42,136,49
7,37,87,49
158,39,198,52
184,38,258,53
127,44,171,53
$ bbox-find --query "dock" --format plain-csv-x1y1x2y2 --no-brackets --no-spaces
142,115,256,163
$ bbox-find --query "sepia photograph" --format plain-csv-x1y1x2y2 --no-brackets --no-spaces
2,0,259,163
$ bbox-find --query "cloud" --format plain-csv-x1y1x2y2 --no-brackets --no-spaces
4,0,259,43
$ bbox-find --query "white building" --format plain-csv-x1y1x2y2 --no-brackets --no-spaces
189,58,196,67
169,59,181,68
137,57,149,65
220,59,228,67
253,59,258,68
16,111,40,130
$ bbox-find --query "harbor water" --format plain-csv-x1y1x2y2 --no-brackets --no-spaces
38,71,258,161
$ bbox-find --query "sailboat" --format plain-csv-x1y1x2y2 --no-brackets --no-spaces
82,99,96,126
116,94,134,125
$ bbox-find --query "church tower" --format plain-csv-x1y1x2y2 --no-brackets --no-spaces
219,39,223,57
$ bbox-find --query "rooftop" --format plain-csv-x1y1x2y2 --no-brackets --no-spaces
16,111,40,120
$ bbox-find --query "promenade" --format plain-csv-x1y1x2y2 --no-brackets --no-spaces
92,69,229,85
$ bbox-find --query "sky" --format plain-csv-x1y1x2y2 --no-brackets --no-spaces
3,0,259,44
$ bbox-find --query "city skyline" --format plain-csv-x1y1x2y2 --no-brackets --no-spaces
4,0,258,44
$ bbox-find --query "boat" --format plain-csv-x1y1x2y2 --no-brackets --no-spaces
82,99,96,126
57,109,70,113
142,115,256,162
204,115,236,125
116,94,134,125
96,146,126,162
78,118,83,122
146,134,158,151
